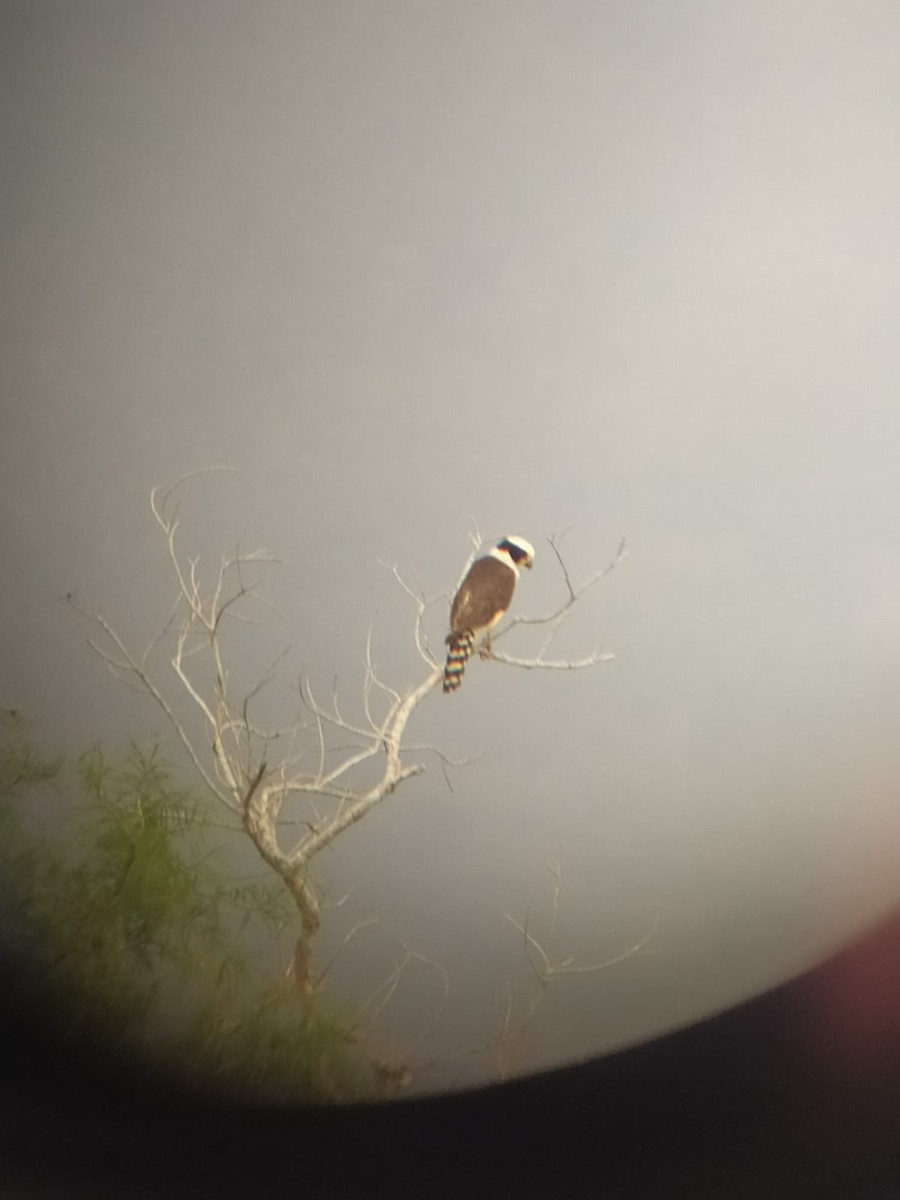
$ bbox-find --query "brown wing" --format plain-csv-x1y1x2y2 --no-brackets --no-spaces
449,557,515,636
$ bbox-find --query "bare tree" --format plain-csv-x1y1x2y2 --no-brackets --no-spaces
498,860,659,1080
72,471,624,997
406,860,658,1086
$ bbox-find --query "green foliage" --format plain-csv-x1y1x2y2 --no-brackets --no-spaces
0,711,369,1104
0,709,63,800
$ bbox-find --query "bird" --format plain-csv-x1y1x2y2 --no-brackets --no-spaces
443,536,535,693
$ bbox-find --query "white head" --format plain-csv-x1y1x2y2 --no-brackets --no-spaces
488,535,535,575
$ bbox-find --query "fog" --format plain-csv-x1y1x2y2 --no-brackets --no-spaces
4,1,900,1094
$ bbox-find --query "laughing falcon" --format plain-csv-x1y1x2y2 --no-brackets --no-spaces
443,536,535,693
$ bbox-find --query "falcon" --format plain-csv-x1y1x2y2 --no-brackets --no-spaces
443,536,535,693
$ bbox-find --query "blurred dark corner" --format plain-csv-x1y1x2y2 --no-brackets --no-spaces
2,906,899,1199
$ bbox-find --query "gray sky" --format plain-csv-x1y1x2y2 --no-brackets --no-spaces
4,1,900,1095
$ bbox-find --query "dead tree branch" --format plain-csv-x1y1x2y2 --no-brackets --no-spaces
355,942,450,1093
496,860,658,1080
486,535,626,673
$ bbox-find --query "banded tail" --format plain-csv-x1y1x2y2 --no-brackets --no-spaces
443,629,476,693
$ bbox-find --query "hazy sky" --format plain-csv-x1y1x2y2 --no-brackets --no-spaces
4,1,900,1095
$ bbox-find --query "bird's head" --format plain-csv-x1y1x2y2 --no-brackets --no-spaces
495,536,535,571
